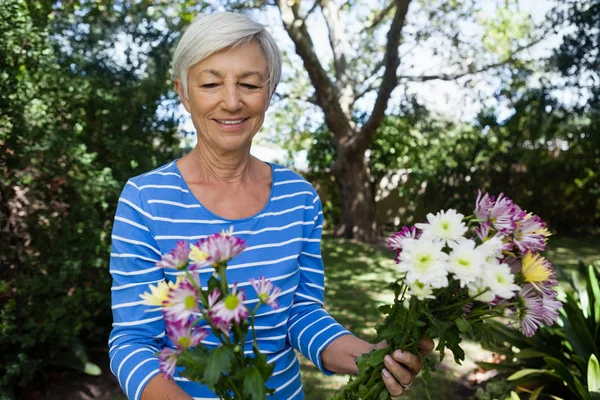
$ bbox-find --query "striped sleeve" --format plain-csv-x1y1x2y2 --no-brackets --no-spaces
108,180,165,400
287,194,352,374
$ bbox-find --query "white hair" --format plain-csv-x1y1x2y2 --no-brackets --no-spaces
172,12,282,98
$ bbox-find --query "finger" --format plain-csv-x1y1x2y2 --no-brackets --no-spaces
419,337,435,355
384,354,414,386
381,368,404,398
392,350,422,375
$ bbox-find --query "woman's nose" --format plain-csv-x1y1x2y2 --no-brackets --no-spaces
221,84,242,111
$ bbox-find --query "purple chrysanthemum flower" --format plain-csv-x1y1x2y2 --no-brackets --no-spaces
475,221,491,241
518,284,545,337
504,255,522,275
164,279,199,321
489,193,522,235
159,317,208,378
250,277,282,309
540,289,561,326
475,190,495,220
193,233,247,268
513,213,550,254
211,283,249,326
165,317,208,350
157,240,191,270
388,226,420,262
158,347,179,378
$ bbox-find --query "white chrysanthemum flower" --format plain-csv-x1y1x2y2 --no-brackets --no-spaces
398,238,449,288
447,239,485,287
477,236,505,265
470,263,520,302
468,284,496,303
415,209,467,245
409,281,436,300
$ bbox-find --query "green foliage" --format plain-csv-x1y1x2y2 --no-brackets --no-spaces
478,262,600,399
0,0,183,393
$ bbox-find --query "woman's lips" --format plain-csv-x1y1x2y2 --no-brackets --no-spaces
213,118,249,129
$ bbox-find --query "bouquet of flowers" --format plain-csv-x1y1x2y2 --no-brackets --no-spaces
331,191,562,400
139,229,281,400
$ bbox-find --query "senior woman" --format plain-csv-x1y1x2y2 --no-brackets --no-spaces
108,12,432,400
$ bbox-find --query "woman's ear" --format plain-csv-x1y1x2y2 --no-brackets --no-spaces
174,78,191,113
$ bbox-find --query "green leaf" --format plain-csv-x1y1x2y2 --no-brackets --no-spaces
588,266,600,324
366,347,390,368
588,354,600,392
529,385,544,400
204,345,234,387
590,392,600,400
454,317,471,334
241,367,267,400
544,356,591,400
510,391,520,400
507,368,550,381
514,349,551,359
83,362,102,376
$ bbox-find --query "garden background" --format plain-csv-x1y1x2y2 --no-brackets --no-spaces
1,0,599,399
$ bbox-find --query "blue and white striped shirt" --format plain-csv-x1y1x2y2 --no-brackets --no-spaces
108,160,352,400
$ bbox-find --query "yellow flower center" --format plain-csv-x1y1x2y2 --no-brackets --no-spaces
224,295,239,310
458,258,471,267
416,253,433,272
521,252,551,283
178,336,192,349
495,273,506,284
259,293,269,303
185,295,196,309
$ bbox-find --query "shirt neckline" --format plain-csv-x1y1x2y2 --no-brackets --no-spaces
171,159,276,223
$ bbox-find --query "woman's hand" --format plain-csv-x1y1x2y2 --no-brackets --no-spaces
377,337,435,398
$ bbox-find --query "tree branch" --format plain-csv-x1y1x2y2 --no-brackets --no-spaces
319,0,354,116
303,0,320,21
366,0,395,33
399,26,553,82
358,0,412,150
275,0,352,142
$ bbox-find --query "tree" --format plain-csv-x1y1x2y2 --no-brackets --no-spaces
250,0,558,240
0,0,199,393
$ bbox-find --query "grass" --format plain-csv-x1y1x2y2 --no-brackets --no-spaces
298,234,600,400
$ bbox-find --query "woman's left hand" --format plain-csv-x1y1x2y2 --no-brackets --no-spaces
378,337,435,398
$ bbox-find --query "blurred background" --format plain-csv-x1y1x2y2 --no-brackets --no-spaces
1,0,598,399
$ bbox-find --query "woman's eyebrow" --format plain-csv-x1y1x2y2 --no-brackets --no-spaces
200,69,265,80
239,71,265,80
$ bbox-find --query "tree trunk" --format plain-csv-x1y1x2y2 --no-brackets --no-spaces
332,147,376,241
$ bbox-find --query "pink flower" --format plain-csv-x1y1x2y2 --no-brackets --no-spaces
193,233,247,269
165,317,208,350
475,190,494,220
388,226,420,262
157,240,190,270
164,279,199,321
211,283,249,325
540,289,561,326
475,221,492,241
159,318,209,379
489,193,522,235
513,214,550,254
158,347,179,379
518,284,545,337
208,288,221,308
250,277,282,309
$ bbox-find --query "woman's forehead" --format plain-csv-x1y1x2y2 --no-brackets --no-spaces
191,42,269,77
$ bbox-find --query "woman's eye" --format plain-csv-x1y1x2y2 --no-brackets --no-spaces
201,83,218,89
241,84,259,90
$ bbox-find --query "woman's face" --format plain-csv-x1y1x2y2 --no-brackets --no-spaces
177,41,271,154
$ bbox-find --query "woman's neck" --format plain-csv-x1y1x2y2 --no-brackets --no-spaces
186,145,255,184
